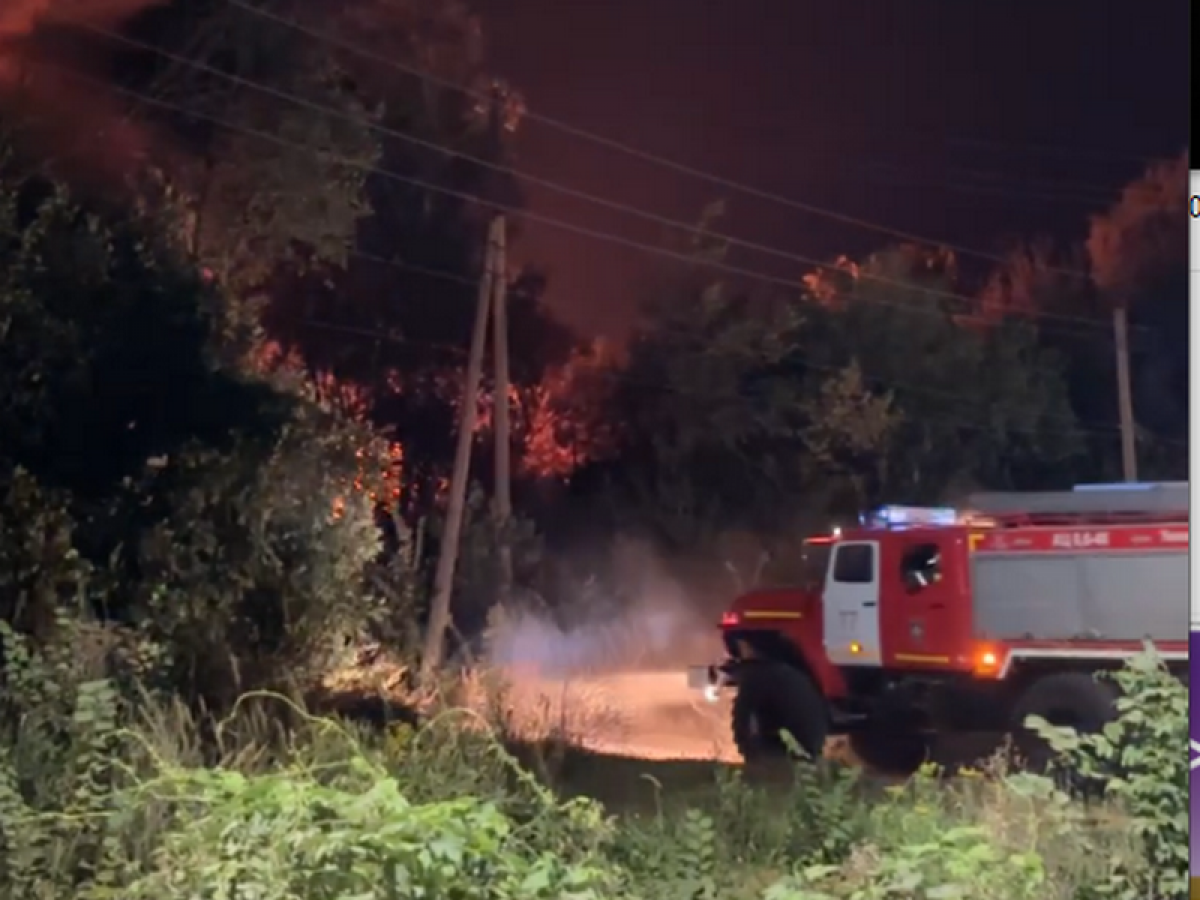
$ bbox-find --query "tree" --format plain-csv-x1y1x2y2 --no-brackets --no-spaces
2,3,581,683
971,239,1123,480
600,266,807,547
123,405,389,708
190,0,576,515
0,175,272,501
516,337,622,481
1086,152,1188,474
976,239,1091,323
0,160,389,710
0,466,90,643
1087,154,1187,299
789,246,1083,505
124,0,381,298
572,231,1086,556
796,359,901,513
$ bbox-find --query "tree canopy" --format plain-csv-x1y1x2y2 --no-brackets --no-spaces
0,0,1187,676
0,157,387,708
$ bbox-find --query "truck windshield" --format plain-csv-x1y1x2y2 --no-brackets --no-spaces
758,537,834,588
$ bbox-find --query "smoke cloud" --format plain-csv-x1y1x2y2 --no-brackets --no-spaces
0,0,167,59
0,0,170,180
485,539,724,678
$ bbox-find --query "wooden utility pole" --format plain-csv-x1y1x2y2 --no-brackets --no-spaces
490,217,514,601
420,217,500,680
1112,303,1138,482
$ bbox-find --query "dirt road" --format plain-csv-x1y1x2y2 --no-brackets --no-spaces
502,668,737,760
508,668,1004,772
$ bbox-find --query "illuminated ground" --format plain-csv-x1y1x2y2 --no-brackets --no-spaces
504,668,1005,772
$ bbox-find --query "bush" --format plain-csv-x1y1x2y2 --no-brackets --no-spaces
108,765,620,900
0,466,90,641
0,627,1184,900
0,641,624,900
0,173,396,713
1029,648,1188,899
124,409,391,710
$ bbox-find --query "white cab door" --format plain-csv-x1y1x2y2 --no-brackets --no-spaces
822,541,882,666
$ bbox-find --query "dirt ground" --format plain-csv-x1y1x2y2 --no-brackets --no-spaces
324,647,1006,791
502,668,1006,773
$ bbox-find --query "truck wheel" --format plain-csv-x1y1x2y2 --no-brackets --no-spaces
847,731,931,776
1010,671,1117,774
732,662,828,762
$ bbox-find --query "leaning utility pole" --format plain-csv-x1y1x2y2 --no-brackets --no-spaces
421,218,500,680
490,217,514,602
420,86,508,681
1112,303,1138,482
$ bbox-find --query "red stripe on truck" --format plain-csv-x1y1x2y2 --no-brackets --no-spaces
973,524,1188,553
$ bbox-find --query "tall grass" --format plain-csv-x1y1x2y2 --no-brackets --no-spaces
0,622,1185,899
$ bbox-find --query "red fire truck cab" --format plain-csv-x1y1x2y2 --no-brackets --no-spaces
688,482,1188,770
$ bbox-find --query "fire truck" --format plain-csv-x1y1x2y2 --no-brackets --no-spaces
688,482,1188,770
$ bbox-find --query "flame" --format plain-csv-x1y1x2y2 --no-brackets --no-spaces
331,440,405,521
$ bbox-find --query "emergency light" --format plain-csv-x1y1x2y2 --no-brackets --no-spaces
862,505,960,529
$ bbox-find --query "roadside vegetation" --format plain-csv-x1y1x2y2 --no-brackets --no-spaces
0,609,1186,899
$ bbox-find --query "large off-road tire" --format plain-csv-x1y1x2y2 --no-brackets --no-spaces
847,730,932,776
1010,671,1117,776
732,662,828,762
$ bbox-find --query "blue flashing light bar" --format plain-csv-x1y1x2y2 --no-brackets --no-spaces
862,505,960,529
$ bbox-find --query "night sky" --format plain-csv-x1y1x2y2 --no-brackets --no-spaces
470,0,1190,339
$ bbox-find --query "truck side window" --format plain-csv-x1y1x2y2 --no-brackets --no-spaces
832,544,874,584
901,543,942,592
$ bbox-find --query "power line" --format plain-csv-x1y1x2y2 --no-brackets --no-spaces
288,279,1127,442
24,60,1177,446
217,241,1144,443
221,0,1107,282
17,57,1172,448
65,20,1130,340
304,252,1183,448
39,58,1126,345
348,247,478,287
288,256,1181,447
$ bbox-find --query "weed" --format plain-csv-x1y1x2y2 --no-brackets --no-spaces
0,628,1185,900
